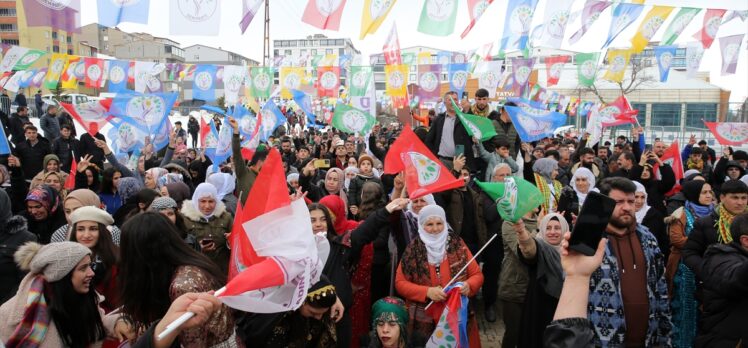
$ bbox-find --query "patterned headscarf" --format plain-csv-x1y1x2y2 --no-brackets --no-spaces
157,173,183,189
26,185,60,214
117,177,144,204
371,296,408,327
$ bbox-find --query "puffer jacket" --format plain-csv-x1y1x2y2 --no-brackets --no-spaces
0,216,36,303
498,216,538,303
180,200,233,274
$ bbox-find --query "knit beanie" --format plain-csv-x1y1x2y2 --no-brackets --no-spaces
14,242,91,282
70,206,114,226
358,154,374,167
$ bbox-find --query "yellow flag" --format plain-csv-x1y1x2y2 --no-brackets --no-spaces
320,54,338,67
630,6,674,53
603,49,632,83
243,86,261,113
631,0,645,3
279,66,305,99
360,0,398,39
417,51,432,65
385,64,408,97
44,54,68,87
61,56,81,89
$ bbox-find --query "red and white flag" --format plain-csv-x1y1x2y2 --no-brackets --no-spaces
384,127,464,199
383,24,402,65
544,55,570,87
693,9,727,49
599,95,639,127
658,140,683,196
705,122,748,146
84,58,104,88
219,149,324,313
301,0,347,31
461,0,494,38
60,99,112,137
64,157,77,190
317,66,340,98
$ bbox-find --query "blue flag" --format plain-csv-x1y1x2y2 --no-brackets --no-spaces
654,45,677,82
231,103,260,144
150,117,172,152
260,99,287,141
291,89,318,127
192,65,217,102
437,51,453,67
448,63,469,98
110,92,178,137
204,115,232,170
504,105,567,142
108,60,130,93
507,97,547,110
602,3,645,49
97,0,150,27
0,119,11,155
499,0,539,52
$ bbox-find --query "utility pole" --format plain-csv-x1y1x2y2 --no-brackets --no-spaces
263,0,270,66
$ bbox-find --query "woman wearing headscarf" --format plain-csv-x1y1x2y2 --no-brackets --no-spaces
28,154,65,189
558,167,599,224
50,189,122,245
301,161,349,206
515,213,568,348
0,189,36,303
206,172,237,215
161,181,191,208
148,197,196,250
21,185,66,244
665,180,714,348
395,204,483,347
634,180,667,258
525,157,562,213
180,183,233,274
112,178,144,227
144,167,168,190
401,194,436,245
365,296,412,348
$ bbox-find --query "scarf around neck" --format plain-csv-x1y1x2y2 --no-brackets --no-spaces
716,203,743,244
418,205,449,265
685,200,713,218
5,276,50,348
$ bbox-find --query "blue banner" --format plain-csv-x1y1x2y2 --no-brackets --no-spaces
499,0,539,52
97,0,150,27
110,92,178,137
192,65,217,102
260,99,287,141
602,3,644,49
654,45,677,82
204,115,232,170
291,89,318,127
107,60,130,93
448,63,469,98
231,103,259,144
437,51,453,67
504,105,567,142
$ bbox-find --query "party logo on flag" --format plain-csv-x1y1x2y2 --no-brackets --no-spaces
693,9,726,49
602,3,644,49
349,66,372,97
686,42,704,78
719,34,743,76
359,0,397,39
453,99,497,141
504,105,566,142
417,0,459,36
545,55,569,87
332,104,375,135
654,46,676,82
569,0,611,44
406,152,441,186
448,63,469,97
500,0,538,51
661,8,700,45
705,122,748,146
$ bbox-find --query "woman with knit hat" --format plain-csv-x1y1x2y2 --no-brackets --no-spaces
68,206,120,314
665,179,714,348
0,241,131,347
49,189,122,245
347,154,383,216
21,185,66,244
180,183,233,274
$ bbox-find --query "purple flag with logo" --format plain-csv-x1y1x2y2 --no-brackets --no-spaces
240,0,264,34
22,0,81,33
719,34,744,76
416,64,441,104
511,57,534,98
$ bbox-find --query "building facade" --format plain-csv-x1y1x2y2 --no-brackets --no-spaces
370,46,463,97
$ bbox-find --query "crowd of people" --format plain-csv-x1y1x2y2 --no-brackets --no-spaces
0,87,747,348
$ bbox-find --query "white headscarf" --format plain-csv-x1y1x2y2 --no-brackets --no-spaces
417,204,449,265
206,173,235,201
344,166,359,190
406,194,436,216
192,183,219,219
570,167,598,206
633,181,650,224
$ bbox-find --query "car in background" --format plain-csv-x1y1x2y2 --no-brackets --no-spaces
36,93,91,116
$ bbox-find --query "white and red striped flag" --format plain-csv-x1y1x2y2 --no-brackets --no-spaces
461,0,494,38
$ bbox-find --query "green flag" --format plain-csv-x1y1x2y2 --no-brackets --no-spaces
250,67,273,99
451,99,497,141
12,49,46,71
332,103,376,135
311,55,324,68
476,177,543,222
661,8,701,45
417,0,459,36
349,66,372,97
575,52,600,87
402,53,416,66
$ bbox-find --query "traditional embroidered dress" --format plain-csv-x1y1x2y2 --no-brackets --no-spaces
534,173,563,213
670,206,701,348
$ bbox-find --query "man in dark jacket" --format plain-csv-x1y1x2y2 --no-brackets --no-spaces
697,212,748,347
12,125,52,181
13,90,27,108
187,116,200,148
8,106,31,145
78,131,107,170
425,90,480,172
682,179,748,280
51,124,80,173
39,104,61,141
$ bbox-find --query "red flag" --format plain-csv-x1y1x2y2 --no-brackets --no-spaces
64,157,77,190
385,127,464,199
658,140,683,196
60,100,112,137
228,200,261,280
693,9,727,49
199,116,210,146
705,122,748,146
383,24,402,65
599,95,639,127
219,149,322,313
301,0,347,30
461,0,494,38
317,66,340,98
84,57,104,88
544,55,570,87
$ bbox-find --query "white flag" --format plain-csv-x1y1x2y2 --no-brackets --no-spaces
538,0,575,48
170,0,221,36
0,46,29,73
222,65,246,106
473,61,503,98
685,41,704,79
134,61,156,93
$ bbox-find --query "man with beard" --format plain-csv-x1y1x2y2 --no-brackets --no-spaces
587,177,672,347
571,147,604,181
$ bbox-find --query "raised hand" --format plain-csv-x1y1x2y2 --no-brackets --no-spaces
78,154,93,172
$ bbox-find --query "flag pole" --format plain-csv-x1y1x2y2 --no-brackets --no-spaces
156,286,226,340
424,233,498,311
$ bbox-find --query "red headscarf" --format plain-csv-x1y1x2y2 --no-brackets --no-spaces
320,195,359,235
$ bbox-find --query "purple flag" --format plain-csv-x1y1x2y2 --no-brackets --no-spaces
511,57,534,98
22,0,81,33
416,64,441,103
569,0,611,45
719,34,744,76
240,0,264,34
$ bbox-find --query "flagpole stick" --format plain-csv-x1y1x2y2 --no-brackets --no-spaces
423,233,498,311
156,287,226,340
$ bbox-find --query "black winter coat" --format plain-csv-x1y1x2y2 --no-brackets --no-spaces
51,135,79,173
13,137,52,180
424,112,481,173
696,243,748,348
681,210,720,279
78,133,106,169
0,216,36,303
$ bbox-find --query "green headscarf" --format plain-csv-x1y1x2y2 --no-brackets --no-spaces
371,296,408,327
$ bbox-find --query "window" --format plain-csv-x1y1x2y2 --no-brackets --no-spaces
103,35,108,41
1,39,19,45
685,103,717,128
289,40,297,47
311,49,317,55
273,49,279,56
320,39,328,46
339,48,345,56
300,49,306,55
53,45,60,53
66,35,72,43
52,31,58,39
284,49,292,55
0,8,17,16
631,103,647,126
0,24,16,32
67,49,73,55
326,49,333,55
651,103,681,127
409,73,416,82
336,39,344,46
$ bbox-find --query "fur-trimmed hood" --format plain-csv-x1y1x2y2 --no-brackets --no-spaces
180,198,228,221
664,206,684,225
1,215,28,235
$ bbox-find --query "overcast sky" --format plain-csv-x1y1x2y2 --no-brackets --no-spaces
80,0,748,102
